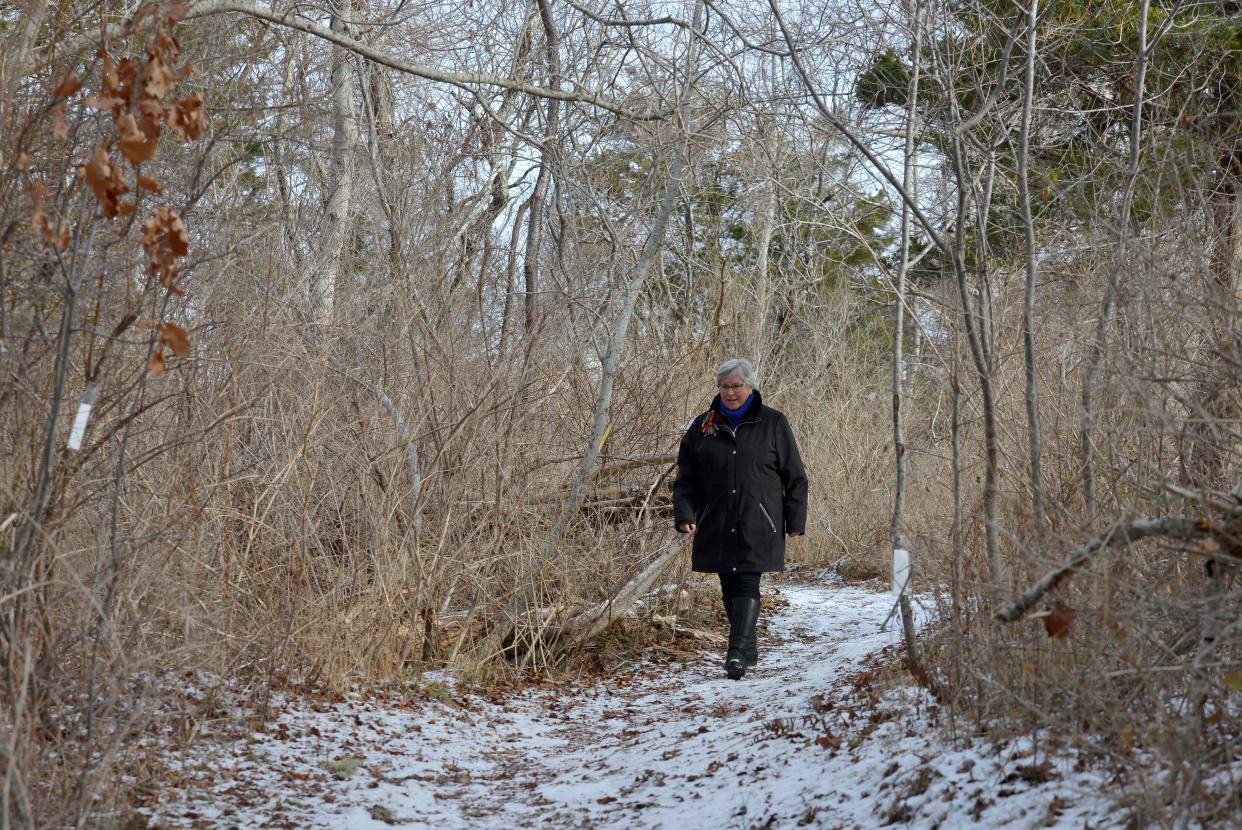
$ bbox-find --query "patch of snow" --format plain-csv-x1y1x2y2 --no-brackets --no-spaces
143,576,1120,829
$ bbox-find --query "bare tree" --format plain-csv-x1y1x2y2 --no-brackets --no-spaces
311,0,360,323
1016,0,1044,527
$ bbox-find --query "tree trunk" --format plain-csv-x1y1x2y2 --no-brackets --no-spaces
465,148,688,667
891,2,923,668
751,168,776,361
521,0,562,334
312,0,359,324
951,338,963,625
948,136,1002,602
1017,0,1045,528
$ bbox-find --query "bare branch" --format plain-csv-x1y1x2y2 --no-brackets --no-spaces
996,515,1218,623
112,0,671,121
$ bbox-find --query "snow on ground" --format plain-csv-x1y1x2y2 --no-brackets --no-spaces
145,572,1118,829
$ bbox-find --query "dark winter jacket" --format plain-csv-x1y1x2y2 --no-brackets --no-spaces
672,390,808,573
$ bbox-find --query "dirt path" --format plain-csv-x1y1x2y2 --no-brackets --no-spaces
418,576,901,829
146,574,1113,829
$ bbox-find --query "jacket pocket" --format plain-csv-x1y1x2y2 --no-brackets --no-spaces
757,500,777,533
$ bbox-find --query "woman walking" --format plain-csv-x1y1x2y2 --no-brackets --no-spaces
673,358,808,680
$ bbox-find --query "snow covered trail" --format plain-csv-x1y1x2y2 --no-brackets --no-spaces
148,574,1115,829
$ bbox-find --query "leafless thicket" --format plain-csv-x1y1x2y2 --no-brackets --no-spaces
1,0,1240,825
848,2,1242,824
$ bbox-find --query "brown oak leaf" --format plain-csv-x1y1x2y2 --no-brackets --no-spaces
1042,601,1076,640
118,112,158,164
167,94,204,141
159,322,191,358
79,145,130,217
150,348,167,377
53,71,83,98
86,94,127,112
138,98,166,138
142,206,189,293
143,54,174,99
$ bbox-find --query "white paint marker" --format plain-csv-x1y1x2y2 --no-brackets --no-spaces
67,382,99,452
892,547,910,596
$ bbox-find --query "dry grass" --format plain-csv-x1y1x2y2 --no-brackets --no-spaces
899,231,1242,827
2,222,915,821
8,223,1241,825
4,19,1240,826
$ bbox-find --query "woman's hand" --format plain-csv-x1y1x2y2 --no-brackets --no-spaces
677,522,696,534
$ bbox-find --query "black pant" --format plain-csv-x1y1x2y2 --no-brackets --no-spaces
719,572,762,607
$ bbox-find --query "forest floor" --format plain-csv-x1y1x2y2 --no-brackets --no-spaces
139,571,1118,829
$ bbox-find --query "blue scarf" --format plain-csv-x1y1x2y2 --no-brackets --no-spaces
720,392,754,429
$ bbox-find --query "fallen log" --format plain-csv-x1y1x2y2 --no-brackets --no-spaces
552,536,687,648
651,615,726,644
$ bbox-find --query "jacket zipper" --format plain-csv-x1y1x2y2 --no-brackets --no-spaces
758,501,777,533
722,415,761,439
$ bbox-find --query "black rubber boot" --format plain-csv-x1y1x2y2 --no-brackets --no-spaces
742,604,760,669
724,596,761,680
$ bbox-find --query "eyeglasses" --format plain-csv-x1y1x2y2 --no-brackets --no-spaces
718,383,748,392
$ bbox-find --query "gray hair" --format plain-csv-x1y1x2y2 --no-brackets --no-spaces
716,357,759,390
